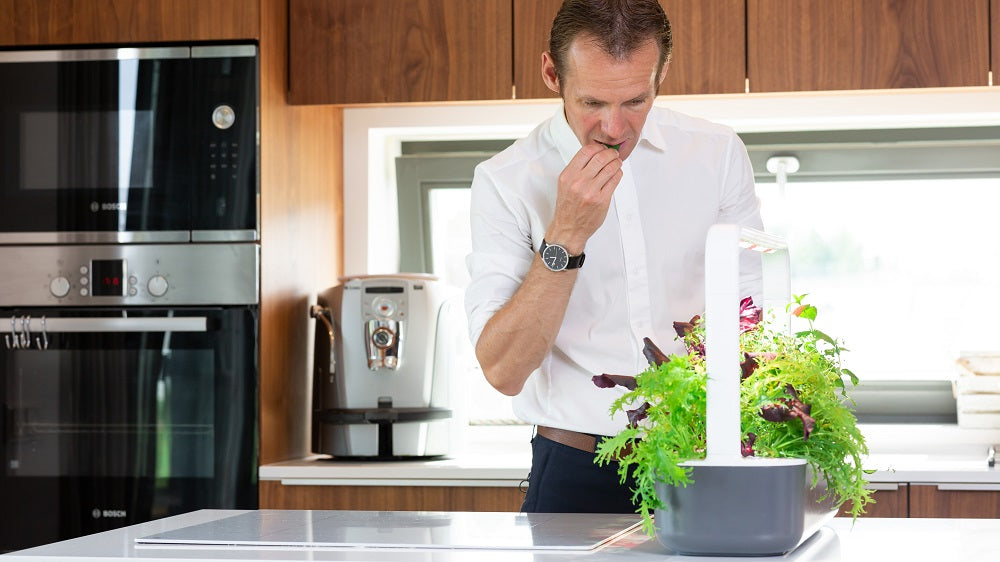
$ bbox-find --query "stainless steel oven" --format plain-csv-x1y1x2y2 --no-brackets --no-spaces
0,44,258,243
0,244,259,552
0,41,260,552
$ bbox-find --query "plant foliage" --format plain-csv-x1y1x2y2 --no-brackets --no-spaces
593,295,873,536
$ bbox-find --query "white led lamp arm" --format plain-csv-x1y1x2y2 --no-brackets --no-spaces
702,224,796,465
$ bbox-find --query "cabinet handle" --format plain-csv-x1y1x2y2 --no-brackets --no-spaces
865,483,900,491
935,483,1000,491
11,316,206,333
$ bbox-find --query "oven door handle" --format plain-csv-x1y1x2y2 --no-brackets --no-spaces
12,317,207,333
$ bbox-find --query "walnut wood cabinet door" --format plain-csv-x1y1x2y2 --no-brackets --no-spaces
512,0,745,100
288,0,512,104
910,484,1000,518
511,0,560,100
0,0,258,45
259,481,524,512
747,0,990,93
837,484,909,518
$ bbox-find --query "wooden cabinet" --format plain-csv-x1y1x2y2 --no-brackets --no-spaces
511,0,745,100
660,0,745,95
910,485,1000,518
289,0,997,104
0,0,258,45
260,481,524,512
838,484,909,518
510,0,559,101
288,0,512,104
747,0,990,92
837,483,1000,519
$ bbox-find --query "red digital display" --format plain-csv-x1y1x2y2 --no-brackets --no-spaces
91,259,125,296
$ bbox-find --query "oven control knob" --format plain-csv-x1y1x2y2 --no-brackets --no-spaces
212,105,236,130
147,275,169,297
49,276,71,298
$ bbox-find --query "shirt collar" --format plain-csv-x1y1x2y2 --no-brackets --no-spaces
549,104,669,163
550,106,581,164
639,106,668,153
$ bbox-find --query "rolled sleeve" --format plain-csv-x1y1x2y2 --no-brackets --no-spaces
464,163,535,347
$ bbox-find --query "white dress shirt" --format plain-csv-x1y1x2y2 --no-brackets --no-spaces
465,105,763,436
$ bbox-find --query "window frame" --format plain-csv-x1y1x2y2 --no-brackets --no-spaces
394,130,1000,425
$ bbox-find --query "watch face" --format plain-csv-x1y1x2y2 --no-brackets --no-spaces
541,243,569,271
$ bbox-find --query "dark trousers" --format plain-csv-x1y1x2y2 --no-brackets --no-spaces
520,433,638,513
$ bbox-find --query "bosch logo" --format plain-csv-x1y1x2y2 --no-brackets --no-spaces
91,509,127,519
90,202,127,212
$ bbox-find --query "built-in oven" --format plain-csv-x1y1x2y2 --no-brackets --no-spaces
0,44,258,243
0,41,260,551
0,244,258,552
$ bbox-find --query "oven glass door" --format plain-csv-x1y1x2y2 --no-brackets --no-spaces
0,48,191,239
0,46,259,243
0,307,258,552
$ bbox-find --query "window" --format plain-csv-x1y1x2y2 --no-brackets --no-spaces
757,178,1000,382
396,129,1000,424
396,144,519,425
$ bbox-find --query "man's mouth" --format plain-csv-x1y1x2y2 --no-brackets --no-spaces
598,141,622,151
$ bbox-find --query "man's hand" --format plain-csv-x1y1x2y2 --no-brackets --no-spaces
546,143,623,253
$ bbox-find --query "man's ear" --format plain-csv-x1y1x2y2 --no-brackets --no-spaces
541,51,560,94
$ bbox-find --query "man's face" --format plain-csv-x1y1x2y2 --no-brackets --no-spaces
543,36,664,161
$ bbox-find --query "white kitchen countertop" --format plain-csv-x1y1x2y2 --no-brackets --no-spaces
261,424,1000,489
260,452,1000,488
4,509,1000,561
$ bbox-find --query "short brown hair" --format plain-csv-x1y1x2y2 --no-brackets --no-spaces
548,0,672,85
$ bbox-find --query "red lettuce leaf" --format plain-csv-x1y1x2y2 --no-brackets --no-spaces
591,373,638,391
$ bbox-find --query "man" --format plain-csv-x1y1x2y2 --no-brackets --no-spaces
465,0,763,513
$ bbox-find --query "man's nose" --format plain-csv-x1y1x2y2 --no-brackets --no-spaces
602,108,626,139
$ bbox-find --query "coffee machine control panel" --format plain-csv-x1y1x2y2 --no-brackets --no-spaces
359,284,411,370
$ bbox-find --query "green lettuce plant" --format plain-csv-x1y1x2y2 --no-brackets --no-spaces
592,295,873,536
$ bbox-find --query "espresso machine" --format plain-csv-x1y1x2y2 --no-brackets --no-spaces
310,274,468,459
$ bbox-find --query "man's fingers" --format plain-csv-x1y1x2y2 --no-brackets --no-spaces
567,143,607,171
601,168,624,192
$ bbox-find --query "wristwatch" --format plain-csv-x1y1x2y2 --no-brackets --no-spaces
539,239,586,271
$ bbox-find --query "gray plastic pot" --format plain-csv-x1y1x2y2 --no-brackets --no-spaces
654,458,838,556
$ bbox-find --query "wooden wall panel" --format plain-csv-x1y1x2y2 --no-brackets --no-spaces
910,485,1000,518
260,481,524,512
748,0,990,92
289,0,512,104
512,0,745,100
259,0,343,465
0,0,258,45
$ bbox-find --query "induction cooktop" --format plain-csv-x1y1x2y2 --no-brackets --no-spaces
135,510,643,551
